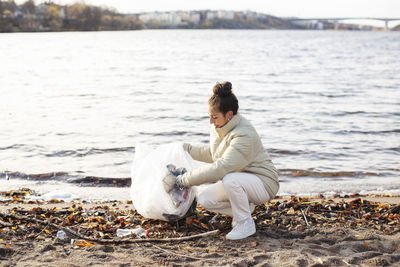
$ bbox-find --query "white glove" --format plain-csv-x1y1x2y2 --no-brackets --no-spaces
162,173,186,193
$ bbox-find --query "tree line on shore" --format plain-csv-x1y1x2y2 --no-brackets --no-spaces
0,0,302,32
0,0,143,32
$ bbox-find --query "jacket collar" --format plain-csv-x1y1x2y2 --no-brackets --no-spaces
214,113,240,138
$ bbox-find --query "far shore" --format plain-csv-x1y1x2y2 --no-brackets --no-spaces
1,1,394,33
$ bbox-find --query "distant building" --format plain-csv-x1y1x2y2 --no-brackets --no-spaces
169,12,181,25
36,3,48,19
176,11,201,25
139,12,161,23
14,8,23,19
177,11,190,22
189,12,201,24
59,7,66,19
206,11,217,20
311,20,324,30
243,10,257,20
139,12,182,26
292,20,323,30
205,10,235,20
217,10,234,20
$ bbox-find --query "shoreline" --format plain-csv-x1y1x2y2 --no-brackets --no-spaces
1,174,399,202
1,189,399,266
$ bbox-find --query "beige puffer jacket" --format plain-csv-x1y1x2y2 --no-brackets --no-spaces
181,113,279,199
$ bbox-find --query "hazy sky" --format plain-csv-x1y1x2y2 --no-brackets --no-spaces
26,0,400,18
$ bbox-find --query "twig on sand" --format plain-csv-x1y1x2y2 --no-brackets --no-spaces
33,222,50,239
0,212,219,244
342,259,351,266
151,244,205,261
301,209,310,227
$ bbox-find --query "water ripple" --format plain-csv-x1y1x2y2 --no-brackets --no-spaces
334,129,400,135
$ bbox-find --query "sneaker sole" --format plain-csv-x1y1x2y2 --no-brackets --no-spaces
226,230,256,240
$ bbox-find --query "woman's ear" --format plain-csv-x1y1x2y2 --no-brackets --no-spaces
226,111,234,121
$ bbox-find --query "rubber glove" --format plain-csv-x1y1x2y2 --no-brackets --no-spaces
162,164,187,193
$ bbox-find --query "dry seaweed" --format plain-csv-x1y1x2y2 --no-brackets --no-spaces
0,189,399,248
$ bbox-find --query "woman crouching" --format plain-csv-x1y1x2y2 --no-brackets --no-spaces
176,81,279,240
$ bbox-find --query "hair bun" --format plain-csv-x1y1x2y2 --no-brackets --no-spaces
213,81,232,97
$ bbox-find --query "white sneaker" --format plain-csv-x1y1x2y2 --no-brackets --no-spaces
232,220,237,228
226,217,256,240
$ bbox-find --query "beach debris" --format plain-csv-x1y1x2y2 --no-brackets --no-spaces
301,209,310,227
56,230,67,240
0,189,399,247
0,188,33,200
116,227,148,238
74,240,95,247
0,192,220,245
0,220,13,228
254,196,399,233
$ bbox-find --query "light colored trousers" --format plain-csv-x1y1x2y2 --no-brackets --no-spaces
196,172,271,223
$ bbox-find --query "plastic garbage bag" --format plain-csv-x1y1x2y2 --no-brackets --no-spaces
130,143,197,221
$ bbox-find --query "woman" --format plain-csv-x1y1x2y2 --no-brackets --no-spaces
176,81,279,240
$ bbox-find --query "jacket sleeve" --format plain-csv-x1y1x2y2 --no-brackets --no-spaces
183,143,213,163
182,134,254,187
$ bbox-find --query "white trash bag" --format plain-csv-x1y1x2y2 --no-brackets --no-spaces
130,143,197,221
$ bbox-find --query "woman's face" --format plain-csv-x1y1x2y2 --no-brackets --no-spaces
208,105,232,128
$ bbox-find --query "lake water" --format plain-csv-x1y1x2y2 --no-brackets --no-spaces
0,30,399,199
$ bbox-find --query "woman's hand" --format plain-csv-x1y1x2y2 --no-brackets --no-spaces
163,164,187,193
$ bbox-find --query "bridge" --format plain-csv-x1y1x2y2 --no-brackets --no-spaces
288,17,400,31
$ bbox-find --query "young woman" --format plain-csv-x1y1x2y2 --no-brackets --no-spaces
176,81,279,240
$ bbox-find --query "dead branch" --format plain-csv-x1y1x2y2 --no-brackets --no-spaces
301,209,310,227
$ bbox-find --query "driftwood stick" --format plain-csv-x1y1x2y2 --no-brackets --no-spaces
301,209,310,227
33,222,51,239
0,212,219,244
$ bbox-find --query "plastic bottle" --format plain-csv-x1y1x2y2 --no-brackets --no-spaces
56,230,67,240
116,227,148,238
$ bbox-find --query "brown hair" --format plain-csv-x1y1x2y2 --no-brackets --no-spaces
208,81,239,115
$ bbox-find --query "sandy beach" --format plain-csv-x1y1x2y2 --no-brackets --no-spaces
1,189,399,266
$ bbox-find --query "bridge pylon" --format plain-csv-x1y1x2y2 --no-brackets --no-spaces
334,21,339,30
